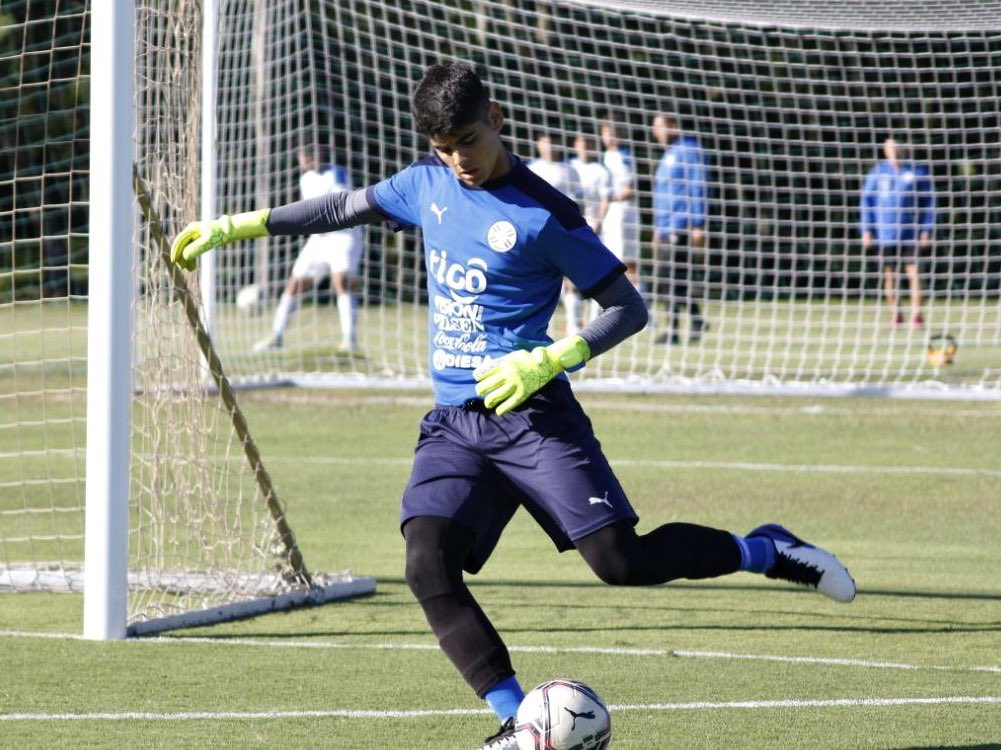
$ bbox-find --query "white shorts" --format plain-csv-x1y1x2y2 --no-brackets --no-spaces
291,231,361,281
600,202,639,262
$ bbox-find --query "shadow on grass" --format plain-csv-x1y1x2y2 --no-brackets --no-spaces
174,620,999,639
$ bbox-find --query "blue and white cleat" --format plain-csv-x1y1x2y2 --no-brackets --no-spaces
747,523,856,603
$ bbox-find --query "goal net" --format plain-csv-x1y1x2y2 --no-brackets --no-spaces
0,0,373,636
200,0,1000,398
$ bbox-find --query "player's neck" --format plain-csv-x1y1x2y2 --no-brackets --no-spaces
485,149,513,183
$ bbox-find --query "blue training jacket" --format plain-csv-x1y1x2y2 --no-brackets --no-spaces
860,161,936,245
653,135,708,237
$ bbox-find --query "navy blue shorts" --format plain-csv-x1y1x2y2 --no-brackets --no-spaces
400,380,638,573
879,244,918,268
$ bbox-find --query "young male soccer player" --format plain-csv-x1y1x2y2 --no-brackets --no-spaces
860,137,936,329
170,62,856,749
651,113,710,345
253,146,363,354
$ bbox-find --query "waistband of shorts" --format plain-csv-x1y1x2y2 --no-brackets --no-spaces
434,380,573,412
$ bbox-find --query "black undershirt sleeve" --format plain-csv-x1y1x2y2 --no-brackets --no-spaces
265,187,383,236
578,273,649,358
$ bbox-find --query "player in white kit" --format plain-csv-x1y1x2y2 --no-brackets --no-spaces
599,119,640,286
527,132,585,335
570,132,611,236
254,147,362,354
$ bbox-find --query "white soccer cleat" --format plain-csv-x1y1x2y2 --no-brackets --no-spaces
478,717,519,750
251,335,282,353
747,523,856,603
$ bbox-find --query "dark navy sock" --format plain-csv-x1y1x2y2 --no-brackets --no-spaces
484,675,525,722
732,533,776,573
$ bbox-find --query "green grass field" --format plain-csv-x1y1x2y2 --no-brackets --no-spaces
2,386,1000,748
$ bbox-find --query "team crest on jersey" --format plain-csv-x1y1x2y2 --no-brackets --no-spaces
487,221,517,252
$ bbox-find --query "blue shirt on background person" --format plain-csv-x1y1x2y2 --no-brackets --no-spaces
653,134,708,239
860,158,936,246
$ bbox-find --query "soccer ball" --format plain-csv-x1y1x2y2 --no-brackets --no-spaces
515,679,611,750
235,284,262,315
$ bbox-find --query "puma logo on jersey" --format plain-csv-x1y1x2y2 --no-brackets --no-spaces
430,202,448,224
588,492,612,509
564,707,596,731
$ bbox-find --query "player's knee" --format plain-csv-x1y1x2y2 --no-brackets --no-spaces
404,541,448,601
586,551,642,586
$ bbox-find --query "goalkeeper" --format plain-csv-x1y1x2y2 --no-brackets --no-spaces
171,61,856,750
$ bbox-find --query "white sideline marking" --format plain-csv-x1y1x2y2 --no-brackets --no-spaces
673,650,1001,674
2,630,998,673
2,696,999,722
260,455,1001,478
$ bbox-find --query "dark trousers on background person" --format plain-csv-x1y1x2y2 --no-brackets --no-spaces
654,231,707,344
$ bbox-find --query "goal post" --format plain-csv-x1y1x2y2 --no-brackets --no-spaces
83,0,135,642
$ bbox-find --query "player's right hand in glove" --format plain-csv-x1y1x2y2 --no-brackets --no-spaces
170,209,271,271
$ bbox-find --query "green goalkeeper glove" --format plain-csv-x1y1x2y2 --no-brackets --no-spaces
474,336,590,416
169,209,271,271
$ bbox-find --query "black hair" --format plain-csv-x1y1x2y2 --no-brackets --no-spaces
412,61,490,137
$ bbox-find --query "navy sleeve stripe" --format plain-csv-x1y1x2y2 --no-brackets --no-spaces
510,165,587,231
365,185,411,232
579,263,627,299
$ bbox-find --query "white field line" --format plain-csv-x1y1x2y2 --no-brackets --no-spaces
2,696,999,722
257,455,1001,479
2,630,998,674
242,391,1001,419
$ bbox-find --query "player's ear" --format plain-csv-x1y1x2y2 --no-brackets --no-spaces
486,101,504,134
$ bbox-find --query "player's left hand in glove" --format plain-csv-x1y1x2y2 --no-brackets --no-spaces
169,209,271,271
474,335,590,416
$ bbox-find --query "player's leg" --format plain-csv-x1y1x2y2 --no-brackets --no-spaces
495,381,855,602
403,517,516,703
883,254,902,327
254,274,313,352
400,407,525,746
905,260,923,328
329,232,360,352
656,235,685,345
575,520,855,602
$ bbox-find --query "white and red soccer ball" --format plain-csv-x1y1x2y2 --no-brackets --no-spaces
515,679,611,750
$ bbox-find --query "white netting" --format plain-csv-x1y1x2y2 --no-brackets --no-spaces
1,0,369,632
205,0,1000,398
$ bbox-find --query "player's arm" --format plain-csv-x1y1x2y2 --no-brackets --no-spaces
918,168,936,246
686,147,708,246
860,171,877,248
169,189,383,271
475,274,646,415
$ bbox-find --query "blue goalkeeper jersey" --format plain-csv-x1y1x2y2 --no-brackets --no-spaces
366,153,625,405
653,135,708,236
860,161,936,245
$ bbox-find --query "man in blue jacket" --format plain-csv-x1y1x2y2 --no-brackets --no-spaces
652,113,709,344
861,138,936,329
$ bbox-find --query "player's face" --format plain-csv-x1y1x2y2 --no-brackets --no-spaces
884,138,901,164
600,123,616,150
574,136,589,161
298,151,314,171
429,101,507,187
536,135,554,162
652,116,677,145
